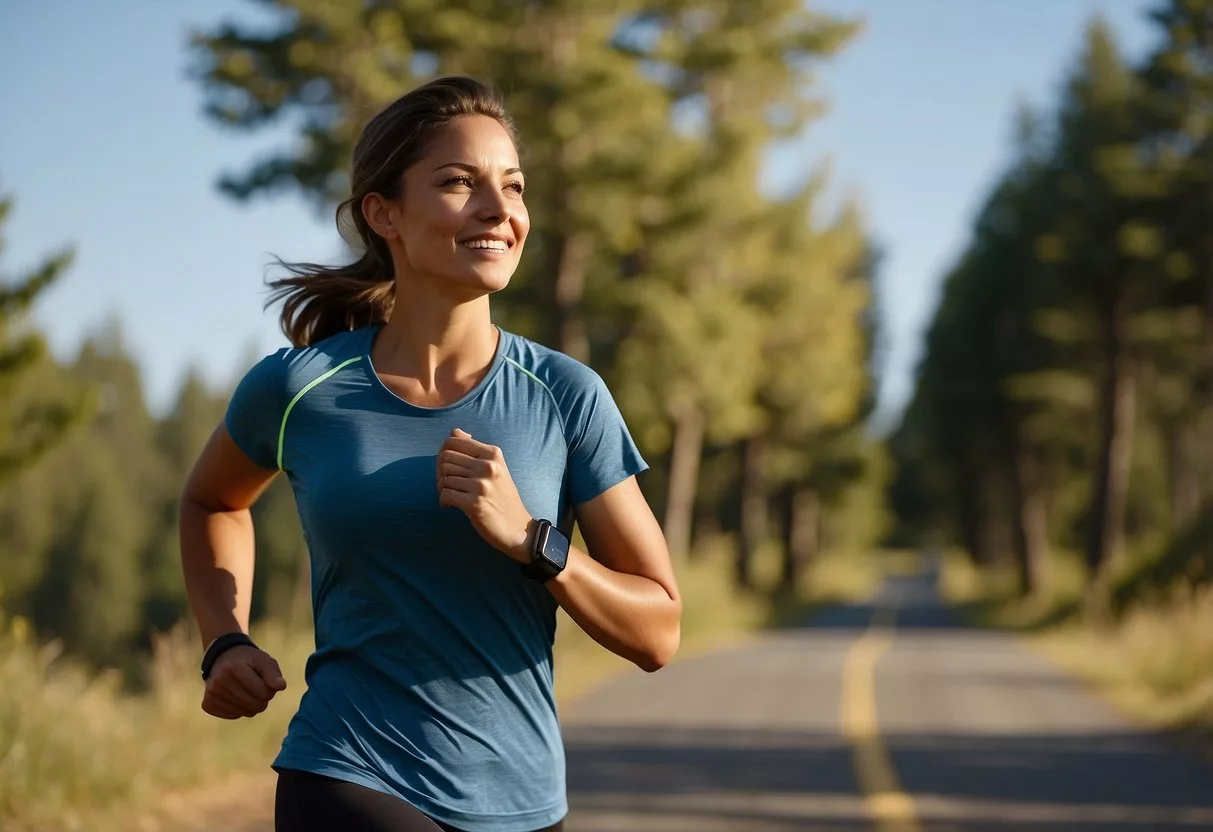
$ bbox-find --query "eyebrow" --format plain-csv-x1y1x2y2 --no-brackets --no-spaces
433,162,523,177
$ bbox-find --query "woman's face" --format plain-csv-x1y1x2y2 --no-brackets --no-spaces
392,115,529,295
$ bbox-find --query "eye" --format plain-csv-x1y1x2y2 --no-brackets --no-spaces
506,181,525,195
441,175,474,188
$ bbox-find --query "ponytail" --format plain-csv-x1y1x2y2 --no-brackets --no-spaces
266,255,395,349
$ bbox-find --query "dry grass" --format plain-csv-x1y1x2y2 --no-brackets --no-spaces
938,549,1213,750
1037,584,1213,740
0,615,312,832
3,534,887,831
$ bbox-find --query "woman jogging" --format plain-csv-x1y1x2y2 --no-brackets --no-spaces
179,75,681,832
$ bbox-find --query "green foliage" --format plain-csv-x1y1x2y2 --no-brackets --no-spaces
0,327,311,671
0,193,84,486
190,1,882,574
893,3,1213,609
0,10,887,827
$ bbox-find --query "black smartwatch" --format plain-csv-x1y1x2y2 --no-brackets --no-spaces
201,632,256,680
521,519,570,583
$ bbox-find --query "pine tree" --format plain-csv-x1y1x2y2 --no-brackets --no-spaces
614,0,862,572
1046,19,1159,586
190,1,871,578
189,0,673,360
142,368,229,635
0,192,83,486
1136,0,1213,526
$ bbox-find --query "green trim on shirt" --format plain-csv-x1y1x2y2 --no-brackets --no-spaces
277,355,364,469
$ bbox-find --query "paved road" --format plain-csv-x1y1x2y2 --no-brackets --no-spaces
176,566,1213,831
560,567,1213,831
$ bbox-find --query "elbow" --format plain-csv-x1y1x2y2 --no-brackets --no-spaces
638,631,679,673
636,609,681,673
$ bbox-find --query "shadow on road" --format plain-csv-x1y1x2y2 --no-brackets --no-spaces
564,724,1213,831
565,724,865,831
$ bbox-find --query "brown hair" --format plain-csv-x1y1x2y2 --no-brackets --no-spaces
267,76,519,347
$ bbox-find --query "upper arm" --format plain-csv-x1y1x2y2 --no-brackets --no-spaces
574,477,680,603
182,423,279,513
558,362,675,594
183,348,290,512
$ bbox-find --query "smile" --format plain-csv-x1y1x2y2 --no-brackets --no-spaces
462,240,509,252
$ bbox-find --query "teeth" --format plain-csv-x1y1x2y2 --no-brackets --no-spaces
464,240,507,250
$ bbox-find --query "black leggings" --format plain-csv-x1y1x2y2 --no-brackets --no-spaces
274,768,565,832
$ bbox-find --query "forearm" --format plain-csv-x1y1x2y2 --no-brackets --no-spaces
179,498,257,647
546,546,681,672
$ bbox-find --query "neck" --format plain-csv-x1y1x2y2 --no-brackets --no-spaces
374,275,498,391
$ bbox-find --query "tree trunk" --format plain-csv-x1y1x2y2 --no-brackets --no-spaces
662,409,704,561
1003,410,1050,598
1165,419,1201,530
955,455,992,565
779,486,820,595
552,231,593,362
1008,438,1051,599
1087,299,1136,585
534,10,592,362
1206,226,1213,377
736,437,767,590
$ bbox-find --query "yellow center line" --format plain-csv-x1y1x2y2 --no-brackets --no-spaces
840,601,921,832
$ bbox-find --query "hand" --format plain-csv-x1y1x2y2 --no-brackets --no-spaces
437,428,534,563
201,645,287,720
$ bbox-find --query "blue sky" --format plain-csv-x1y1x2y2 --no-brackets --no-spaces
1,0,1159,428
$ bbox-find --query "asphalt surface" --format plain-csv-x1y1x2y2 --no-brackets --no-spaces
559,568,1213,831
178,567,1213,831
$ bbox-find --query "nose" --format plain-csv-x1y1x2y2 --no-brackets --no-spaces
474,186,511,225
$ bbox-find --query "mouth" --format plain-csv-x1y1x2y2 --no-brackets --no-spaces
459,235,513,254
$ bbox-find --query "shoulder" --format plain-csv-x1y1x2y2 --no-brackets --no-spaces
498,330,609,403
498,330,632,452
237,328,369,402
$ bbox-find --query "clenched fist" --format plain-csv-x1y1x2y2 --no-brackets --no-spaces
202,645,287,720
437,428,534,563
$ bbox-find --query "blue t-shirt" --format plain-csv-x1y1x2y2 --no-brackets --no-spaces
224,324,647,831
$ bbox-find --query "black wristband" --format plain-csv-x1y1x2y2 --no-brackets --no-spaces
201,632,256,680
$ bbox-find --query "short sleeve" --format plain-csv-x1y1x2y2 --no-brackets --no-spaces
566,369,648,505
224,349,290,471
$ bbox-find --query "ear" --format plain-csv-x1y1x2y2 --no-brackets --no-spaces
362,192,399,241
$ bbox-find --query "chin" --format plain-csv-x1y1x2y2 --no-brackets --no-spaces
445,266,515,297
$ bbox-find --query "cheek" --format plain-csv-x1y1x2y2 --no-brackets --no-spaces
512,205,531,244
405,201,463,260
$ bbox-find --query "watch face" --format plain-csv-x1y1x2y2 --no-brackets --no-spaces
544,526,570,568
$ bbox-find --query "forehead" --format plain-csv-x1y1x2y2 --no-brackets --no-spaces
421,115,520,170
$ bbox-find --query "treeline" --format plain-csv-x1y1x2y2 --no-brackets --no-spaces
890,2,1212,607
0,1,884,671
0,223,311,672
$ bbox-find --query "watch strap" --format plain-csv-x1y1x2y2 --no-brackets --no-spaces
201,632,256,680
